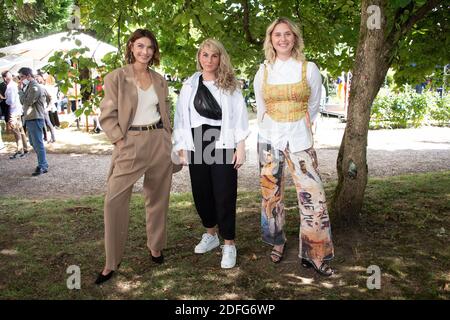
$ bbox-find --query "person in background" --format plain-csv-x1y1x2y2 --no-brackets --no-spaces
57,91,68,114
67,82,82,129
42,73,60,128
0,126,4,150
0,74,10,126
18,67,49,176
2,71,29,159
36,75,56,143
91,105,102,134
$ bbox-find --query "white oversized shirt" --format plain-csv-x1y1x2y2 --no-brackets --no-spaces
173,72,250,151
253,58,322,152
5,81,23,116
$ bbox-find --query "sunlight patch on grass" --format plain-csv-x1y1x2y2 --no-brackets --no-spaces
343,266,367,272
267,282,283,289
217,293,242,300
219,269,242,280
178,295,198,300
153,268,177,277
284,273,315,284
172,201,195,208
320,282,334,289
202,273,222,281
1,249,19,256
115,280,143,293
337,279,348,287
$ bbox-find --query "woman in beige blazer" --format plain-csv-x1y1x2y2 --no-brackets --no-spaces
95,29,173,285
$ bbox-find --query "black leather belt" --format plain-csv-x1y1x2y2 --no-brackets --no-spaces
129,121,163,131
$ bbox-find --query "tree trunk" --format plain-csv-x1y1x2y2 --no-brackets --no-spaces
332,0,391,227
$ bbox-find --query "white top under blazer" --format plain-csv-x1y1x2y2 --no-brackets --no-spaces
131,85,161,126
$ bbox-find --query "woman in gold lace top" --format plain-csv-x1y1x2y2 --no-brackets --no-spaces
254,17,335,276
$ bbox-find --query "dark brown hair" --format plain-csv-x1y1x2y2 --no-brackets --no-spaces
125,29,160,67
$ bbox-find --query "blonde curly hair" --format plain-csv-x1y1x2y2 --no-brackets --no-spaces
196,39,238,93
263,17,305,64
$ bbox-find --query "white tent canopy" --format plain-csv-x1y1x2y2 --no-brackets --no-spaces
0,32,117,73
0,54,34,72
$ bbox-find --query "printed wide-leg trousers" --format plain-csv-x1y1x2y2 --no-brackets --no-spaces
259,140,334,262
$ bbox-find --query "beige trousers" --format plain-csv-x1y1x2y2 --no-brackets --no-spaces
104,128,173,270
10,115,28,153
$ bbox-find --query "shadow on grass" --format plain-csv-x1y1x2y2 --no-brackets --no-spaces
0,171,448,299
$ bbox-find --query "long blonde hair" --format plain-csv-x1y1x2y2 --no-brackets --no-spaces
263,17,305,64
196,39,238,93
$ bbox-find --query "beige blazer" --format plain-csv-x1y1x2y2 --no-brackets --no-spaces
99,64,172,144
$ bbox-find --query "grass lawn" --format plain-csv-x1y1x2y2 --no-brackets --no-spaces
0,171,449,299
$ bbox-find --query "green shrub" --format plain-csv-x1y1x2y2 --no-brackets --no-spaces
427,93,450,126
370,86,449,129
370,94,392,129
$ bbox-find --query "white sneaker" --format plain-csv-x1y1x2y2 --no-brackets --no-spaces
194,233,220,254
221,244,237,269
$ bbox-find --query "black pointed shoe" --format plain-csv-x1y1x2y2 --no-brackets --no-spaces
151,252,164,264
95,270,114,285
95,263,121,285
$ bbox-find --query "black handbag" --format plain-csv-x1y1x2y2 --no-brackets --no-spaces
193,75,222,120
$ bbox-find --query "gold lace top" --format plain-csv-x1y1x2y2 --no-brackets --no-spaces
262,61,310,122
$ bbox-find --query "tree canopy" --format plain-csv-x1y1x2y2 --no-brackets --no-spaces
0,0,73,49
73,0,448,86
1,1,447,87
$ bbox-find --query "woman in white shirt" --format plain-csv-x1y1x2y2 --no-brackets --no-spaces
254,18,335,276
173,39,249,269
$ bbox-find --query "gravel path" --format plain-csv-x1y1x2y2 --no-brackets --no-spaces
1,117,449,199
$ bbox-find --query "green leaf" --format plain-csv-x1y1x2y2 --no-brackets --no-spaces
172,13,183,25
75,109,84,117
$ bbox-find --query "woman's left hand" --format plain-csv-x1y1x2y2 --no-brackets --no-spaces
232,141,246,169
